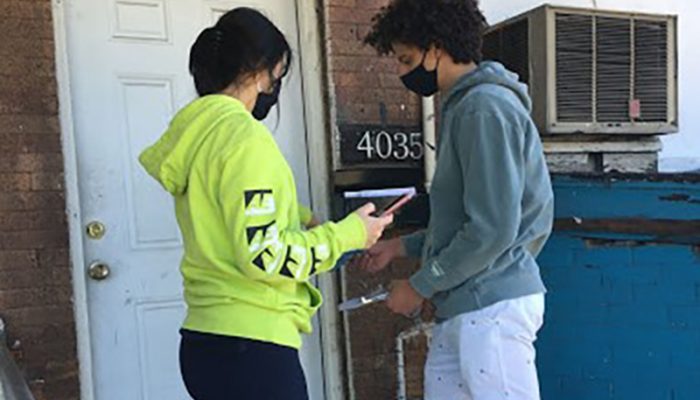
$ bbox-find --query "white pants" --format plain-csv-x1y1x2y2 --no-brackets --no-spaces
424,294,545,400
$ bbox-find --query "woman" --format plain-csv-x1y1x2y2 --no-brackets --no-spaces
139,8,393,399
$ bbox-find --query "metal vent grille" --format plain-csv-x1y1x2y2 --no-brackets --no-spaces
481,19,530,84
635,20,668,122
555,13,593,122
596,17,631,122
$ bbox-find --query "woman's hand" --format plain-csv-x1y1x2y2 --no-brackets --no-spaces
354,203,394,248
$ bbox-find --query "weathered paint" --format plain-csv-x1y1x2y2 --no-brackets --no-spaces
537,174,700,400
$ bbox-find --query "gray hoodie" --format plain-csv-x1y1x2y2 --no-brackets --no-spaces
403,62,554,321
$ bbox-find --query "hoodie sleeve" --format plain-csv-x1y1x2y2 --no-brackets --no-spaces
409,112,524,299
218,134,367,283
298,203,314,227
401,230,426,258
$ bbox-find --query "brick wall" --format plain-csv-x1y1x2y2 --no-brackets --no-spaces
324,1,432,399
326,0,420,127
0,1,80,399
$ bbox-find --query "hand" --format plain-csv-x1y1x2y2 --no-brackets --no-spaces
305,215,321,229
354,203,394,248
356,238,406,273
386,279,424,317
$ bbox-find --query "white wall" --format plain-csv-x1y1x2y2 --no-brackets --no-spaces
481,0,700,172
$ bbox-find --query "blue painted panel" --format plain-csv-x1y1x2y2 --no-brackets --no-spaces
537,175,700,400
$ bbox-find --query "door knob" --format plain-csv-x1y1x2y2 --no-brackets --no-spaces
88,261,111,281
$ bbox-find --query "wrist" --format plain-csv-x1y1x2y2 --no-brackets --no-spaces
393,238,407,257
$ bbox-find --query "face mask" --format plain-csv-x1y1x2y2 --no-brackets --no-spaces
252,79,281,120
400,51,439,97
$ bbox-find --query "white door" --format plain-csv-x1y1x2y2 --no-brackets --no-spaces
63,1,323,399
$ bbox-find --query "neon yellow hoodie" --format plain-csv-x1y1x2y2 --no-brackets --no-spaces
139,95,366,349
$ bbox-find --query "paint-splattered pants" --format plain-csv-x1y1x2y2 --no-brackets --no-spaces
424,294,545,400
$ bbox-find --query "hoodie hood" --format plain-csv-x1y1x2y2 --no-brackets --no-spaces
139,95,246,195
444,61,532,112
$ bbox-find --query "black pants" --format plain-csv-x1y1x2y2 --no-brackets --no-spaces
179,330,309,400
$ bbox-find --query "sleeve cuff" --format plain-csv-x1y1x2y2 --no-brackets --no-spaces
401,230,426,258
409,262,440,299
335,213,367,253
298,204,314,226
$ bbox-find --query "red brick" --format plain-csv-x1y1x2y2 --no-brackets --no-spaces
357,0,391,10
329,38,376,57
0,75,58,99
0,192,65,211
336,87,415,107
0,115,60,135
331,55,398,73
31,172,64,191
0,267,71,290
0,3,77,400
37,248,69,268
0,37,55,60
0,1,53,21
327,0,357,7
0,173,32,191
379,72,405,89
0,95,58,115
0,249,39,271
328,22,365,42
0,286,73,310
0,153,64,173
0,56,56,78
0,17,54,40
337,101,420,125
327,6,382,24
0,133,62,154
0,210,66,232
333,71,380,88
0,229,68,250
8,322,75,352
1,305,74,329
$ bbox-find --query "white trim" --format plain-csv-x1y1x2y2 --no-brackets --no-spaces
51,0,96,399
295,2,346,400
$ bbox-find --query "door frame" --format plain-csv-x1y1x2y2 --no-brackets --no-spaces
52,0,343,399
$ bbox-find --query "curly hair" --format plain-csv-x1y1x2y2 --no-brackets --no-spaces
364,0,488,64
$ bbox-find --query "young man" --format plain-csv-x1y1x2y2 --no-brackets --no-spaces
362,1,554,399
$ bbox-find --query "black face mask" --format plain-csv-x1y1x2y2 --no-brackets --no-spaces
400,52,439,97
252,79,281,120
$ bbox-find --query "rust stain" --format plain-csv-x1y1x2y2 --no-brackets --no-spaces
583,238,648,248
560,172,700,184
555,218,700,245
659,193,692,202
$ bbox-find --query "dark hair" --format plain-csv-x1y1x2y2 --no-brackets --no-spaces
364,0,488,64
189,8,292,96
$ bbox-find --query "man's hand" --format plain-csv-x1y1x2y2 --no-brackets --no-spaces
355,238,406,273
386,279,424,317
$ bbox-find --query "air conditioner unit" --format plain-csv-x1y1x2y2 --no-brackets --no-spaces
482,5,678,135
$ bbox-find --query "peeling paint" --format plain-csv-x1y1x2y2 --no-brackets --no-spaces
659,193,692,202
556,218,700,245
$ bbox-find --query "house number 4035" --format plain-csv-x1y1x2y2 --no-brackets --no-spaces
356,131,424,161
